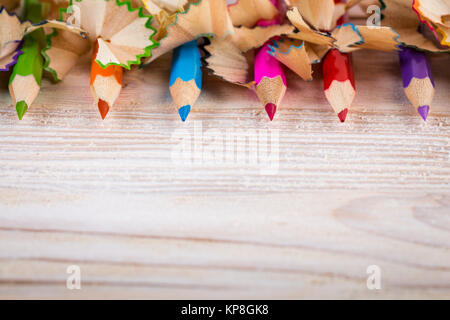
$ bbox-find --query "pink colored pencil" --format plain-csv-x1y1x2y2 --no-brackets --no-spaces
254,0,287,121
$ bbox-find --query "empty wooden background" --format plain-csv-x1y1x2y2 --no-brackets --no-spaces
0,48,449,299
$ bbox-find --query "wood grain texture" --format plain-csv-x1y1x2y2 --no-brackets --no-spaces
0,49,449,299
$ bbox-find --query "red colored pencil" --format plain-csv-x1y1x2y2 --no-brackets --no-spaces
322,0,355,122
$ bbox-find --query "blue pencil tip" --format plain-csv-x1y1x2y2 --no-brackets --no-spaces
178,105,191,122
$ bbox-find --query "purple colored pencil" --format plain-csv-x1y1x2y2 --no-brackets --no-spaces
398,46,435,121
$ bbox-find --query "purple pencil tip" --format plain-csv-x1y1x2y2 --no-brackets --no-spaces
417,105,429,122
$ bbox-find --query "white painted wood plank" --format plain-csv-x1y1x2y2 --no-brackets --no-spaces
0,49,449,299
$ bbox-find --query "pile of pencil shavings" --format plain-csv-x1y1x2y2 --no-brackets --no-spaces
0,0,449,122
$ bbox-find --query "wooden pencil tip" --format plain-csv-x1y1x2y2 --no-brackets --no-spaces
265,103,277,121
338,108,348,123
417,105,429,122
98,99,110,120
16,101,28,120
178,105,191,122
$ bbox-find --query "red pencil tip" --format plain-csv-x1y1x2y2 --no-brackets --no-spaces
98,99,110,120
337,108,348,123
265,103,277,121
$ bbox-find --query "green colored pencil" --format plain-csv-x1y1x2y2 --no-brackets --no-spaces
8,0,45,120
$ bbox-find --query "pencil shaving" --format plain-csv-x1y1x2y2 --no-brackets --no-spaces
289,0,345,31
381,0,450,52
228,0,279,27
286,7,334,46
350,25,400,51
231,24,294,52
24,20,85,37
142,0,187,15
413,0,450,27
269,39,313,80
0,8,28,71
203,38,254,87
1,6,84,72
202,20,293,86
44,0,157,82
144,0,233,64
268,0,399,82
412,0,450,46
330,24,364,52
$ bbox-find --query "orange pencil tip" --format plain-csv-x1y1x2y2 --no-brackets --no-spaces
337,108,348,123
265,103,277,121
98,99,110,120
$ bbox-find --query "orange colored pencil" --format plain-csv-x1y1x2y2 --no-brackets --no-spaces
90,40,123,120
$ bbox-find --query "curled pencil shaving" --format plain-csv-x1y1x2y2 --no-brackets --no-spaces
142,0,187,15
268,39,328,82
143,0,234,65
413,0,450,27
269,5,399,81
44,0,157,81
0,6,84,71
202,23,294,86
287,3,399,51
43,25,91,80
141,0,185,35
285,7,333,46
203,37,255,87
231,24,295,52
76,0,156,67
268,39,316,81
204,0,398,87
380,0,449,52
330,24,364,51
228,0,279,27
331,24,399,52
288,0,346,31
284,6,398,51
25,20,85,37
412,0,450,46
0,9,27,60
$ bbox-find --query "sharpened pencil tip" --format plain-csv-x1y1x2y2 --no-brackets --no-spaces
338,108,348,123
16,101,28,120
417,105,429,122
178,105,191,122
98,99,110,120
265,103,277,121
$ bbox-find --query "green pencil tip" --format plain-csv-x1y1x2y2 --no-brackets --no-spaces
16,101,28,120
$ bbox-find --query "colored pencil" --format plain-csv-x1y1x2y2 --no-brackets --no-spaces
169,40,202,122
8,0,45,120
322,49,355,122
90,40,123,120
322,0,355,123
398,46,434,121
254,0,286,121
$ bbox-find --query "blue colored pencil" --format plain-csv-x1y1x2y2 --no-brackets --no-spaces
169,40,202,122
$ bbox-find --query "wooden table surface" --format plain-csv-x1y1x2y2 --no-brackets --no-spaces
0,49,449,299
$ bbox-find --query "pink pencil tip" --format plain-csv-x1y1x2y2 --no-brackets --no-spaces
338,108,348,123
265,103,277,121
